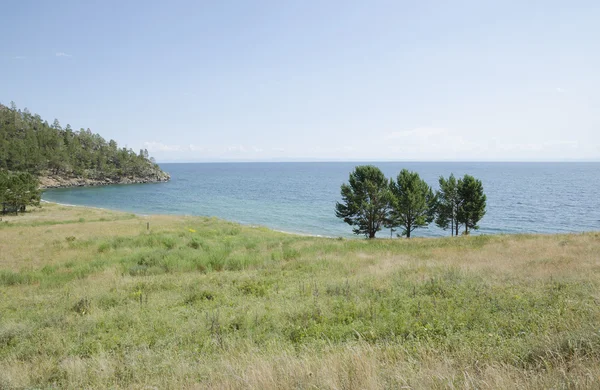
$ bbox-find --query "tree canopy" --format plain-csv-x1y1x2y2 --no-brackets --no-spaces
435,173,461,236
337,166,487,238
388,169,436,238
0,102,163,180
457,174,487,234
335,165,390,239
0,171,41,214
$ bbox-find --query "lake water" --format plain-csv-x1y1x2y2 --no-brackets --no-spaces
42,162,600,238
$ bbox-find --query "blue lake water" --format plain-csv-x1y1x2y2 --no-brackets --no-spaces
42,162,600,238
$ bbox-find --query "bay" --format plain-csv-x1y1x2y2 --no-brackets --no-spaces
42,162,600,238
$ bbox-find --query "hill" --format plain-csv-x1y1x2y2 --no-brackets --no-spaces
1,203,599,389
0,102,169,188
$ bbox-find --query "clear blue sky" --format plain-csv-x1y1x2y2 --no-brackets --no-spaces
2,0,599,162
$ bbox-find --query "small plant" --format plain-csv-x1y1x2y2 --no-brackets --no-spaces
225,226,241,236
238,279,270,297
65,236,76,242
136,252,161,266
73,298,90,315
282,246,300,261
0,270,35,286
97,242,110,253
188,239,201,249
162,237,177,249
128,265,150,276
208,248,230,271
206,310,223,348
131,288,147,306
184,290,214,305
41,265,57,275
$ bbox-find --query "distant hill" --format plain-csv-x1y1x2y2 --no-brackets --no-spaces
0,102,169,188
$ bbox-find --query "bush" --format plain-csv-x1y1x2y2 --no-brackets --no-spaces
0,171,41,214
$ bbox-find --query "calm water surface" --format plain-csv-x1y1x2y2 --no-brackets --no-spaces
42,162,600,238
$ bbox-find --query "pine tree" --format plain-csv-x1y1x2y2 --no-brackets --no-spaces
435,174,462,236
457,174,486,234
335,165,390,239
0,102,167,181
388,169,436,238
0,171,41,214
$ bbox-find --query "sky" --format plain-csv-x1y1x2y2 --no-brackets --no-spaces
1,0,599,162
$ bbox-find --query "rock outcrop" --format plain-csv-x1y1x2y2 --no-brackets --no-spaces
39,170,170,189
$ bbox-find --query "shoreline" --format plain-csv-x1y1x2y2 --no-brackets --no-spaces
39,199,331,239
37,199,598,239
39,175,170,189
39,199,150,217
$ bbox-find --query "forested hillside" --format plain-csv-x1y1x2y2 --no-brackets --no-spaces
0,102,169,187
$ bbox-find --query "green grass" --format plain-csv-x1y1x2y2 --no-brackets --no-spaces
0,214,136,229
0,203,599,389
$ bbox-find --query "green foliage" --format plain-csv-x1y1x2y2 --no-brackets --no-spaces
338,167,488,238
335,165,390,239
0,171,41,213
435,173,487,236
457,174,487,234
435,173,461,236
388,169,436,238
0,102,165,180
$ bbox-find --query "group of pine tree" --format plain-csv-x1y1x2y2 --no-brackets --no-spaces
336,165,486,238
0,102,164,214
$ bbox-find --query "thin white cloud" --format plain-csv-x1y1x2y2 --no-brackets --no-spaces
383,128,591,161
55,52,72,57
498,140,579,152
144,141,209,153
226,145,264,153
188,144,204,152
144,141,183,152
382,127,480,159
385,127,449,139
12,56,26,60
227,145,246,153
555,87,564,93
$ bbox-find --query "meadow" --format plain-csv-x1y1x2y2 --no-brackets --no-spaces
1,203,599,389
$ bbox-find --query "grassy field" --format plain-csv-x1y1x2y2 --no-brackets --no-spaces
1,203,599,389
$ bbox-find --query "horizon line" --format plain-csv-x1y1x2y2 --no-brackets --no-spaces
156,159,600,164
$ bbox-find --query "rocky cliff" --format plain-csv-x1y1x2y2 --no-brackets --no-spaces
39,170,170,189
